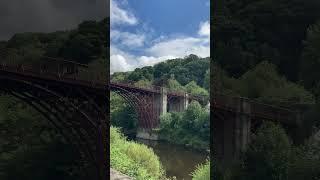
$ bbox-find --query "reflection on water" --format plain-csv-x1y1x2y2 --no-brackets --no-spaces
136,138,209,180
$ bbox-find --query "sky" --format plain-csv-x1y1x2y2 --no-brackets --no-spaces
0,0,108,40
111,0,210,73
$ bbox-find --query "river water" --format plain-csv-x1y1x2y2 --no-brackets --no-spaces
135,138,209,180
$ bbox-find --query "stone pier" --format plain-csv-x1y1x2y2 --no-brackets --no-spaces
137,88,191,140
214,98,251,168
168,93,189,112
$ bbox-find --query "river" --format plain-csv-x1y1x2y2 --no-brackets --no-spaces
135,138,209,180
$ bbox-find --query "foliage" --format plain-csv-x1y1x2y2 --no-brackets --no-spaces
203,69,210,91
289,135,320,180
110,92,137,132
226,122,320,180
159,101,210,150
111,55,210,90
239,61,314,105
242,122,291,180
3,18,108,64
224,122,291,180
128,66,154,82
213,61,315,106
111,72,129,82
191,160,210,180
214,0,320,81
0,19,108,179
166,76,186,93
185,81,209,97
59,20,107,63
0,95,83,180
300,22,320,100
110,127,165,180
294,134,320,179
134,79,153,88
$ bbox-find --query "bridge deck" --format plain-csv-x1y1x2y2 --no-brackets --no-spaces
0,52,299,124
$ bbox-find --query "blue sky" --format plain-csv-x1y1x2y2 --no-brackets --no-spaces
111,0,210,73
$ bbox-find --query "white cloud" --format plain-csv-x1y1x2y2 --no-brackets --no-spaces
110,54,132,73
110,44,178,73
111,0,137,25
137,55,177,67
146,37,210,58
111,35,210,73
111,34,210,73
111,30,146,47
110,45,136,73
198,21,210,37
110,0,210,74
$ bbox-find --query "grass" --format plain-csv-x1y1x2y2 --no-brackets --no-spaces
191,160,210,180
110,126,166,180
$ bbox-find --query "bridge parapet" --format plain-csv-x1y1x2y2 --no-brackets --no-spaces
213,94,299,125
0,48,107,88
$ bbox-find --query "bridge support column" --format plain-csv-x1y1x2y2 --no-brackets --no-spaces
159,87,168,115
136,87,167,140
183,93,189,110
234,100,251,159
214,99,251,169
168,93,189,112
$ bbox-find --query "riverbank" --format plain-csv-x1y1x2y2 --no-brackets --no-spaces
110,127,166,179
136,138,209,180
110,169,132,180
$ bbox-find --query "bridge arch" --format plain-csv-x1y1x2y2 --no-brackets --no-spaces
0,77,106,180
110,85,155,129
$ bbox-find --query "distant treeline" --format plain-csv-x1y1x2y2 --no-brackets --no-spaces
112,55,210,97
213,0,320,100
0,18,108,65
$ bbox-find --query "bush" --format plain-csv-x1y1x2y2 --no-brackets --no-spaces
159,101,209,150
110,127,165,180
231,122,292,180
191,160,210,180
289,135,320,180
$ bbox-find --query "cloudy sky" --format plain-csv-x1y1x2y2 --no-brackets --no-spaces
0,0,108,40
111,0,210,73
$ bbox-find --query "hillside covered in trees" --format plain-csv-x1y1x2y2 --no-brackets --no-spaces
111,55,210,150
0,18,107,180
213,0,320,179
112,55,210,96
0,18,107,65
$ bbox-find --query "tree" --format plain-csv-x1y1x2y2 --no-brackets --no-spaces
59,20,105,64
300,22,320,100
166,76,185,92
241,122,292,180
203,69,210,91
134,79,152,88
185,81,209,97
0,95,84,180
225,61,315,106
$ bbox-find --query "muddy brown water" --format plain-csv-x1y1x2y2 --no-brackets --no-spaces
135,138,209,180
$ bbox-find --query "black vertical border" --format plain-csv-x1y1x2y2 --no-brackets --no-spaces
210,0,222,179
106,0,111,178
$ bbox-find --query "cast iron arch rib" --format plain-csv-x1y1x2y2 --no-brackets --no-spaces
0,77,105,179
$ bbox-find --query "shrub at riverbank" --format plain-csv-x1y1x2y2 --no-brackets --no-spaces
110,127,165,180
159,101,210,150
223,122,320,180
191,160,210,180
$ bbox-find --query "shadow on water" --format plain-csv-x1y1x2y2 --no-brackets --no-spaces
135,138,209,180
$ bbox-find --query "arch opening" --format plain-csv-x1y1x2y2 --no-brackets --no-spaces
0,78,102,180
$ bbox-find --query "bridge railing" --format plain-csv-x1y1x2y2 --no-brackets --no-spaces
110,80,162,92
0,48,107,87
110,80,188,96
213,93,298,123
